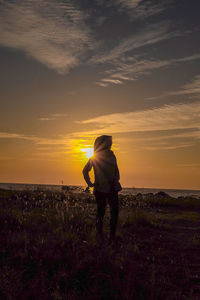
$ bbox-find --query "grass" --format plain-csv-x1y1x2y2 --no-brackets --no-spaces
0,189,200,299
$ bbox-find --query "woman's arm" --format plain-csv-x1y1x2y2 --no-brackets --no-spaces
114,155,120,181
82,159,94,187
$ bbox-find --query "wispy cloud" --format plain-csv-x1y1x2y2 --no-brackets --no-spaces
91,22,174,64
117,129,200,144
116,0,171,19
0,156,15,160
117,133,198,151
0,132,27,139
144,143,194,151
0,131,75,159
90,22,198,87
71,102,200,151
101,78,123,85
39,118,56,121
0,131,96,159
0,132,67,145
2,100,200,154
117,0,142,9
176,163,200,168
80,102,200,134
0,0,91,74
97,58,169,86
148,73,200,100
139,130,200,142
168,75,200,97
97,54,200,87
39,113,68,121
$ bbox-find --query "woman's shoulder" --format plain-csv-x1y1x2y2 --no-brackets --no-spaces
110,150,116,158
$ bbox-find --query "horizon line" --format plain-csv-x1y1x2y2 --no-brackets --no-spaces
0,181,200,192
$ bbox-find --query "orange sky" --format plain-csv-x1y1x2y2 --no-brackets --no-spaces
0,130,199,189
0,0,200,189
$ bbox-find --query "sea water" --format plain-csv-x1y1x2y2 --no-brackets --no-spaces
0,182,200,198
121,187,200,199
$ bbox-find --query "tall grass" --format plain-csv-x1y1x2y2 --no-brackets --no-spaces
0,189,200,299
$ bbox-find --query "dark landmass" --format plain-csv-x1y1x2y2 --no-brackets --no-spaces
0,188,200,299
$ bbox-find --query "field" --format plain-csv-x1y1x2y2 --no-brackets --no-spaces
0,188,200,299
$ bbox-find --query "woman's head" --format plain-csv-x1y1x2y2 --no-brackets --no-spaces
94,135,112,153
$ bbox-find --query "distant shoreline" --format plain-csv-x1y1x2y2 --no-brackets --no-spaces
0,182,200,193
0,182,200,198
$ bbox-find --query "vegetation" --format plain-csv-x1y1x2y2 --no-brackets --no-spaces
0,188,200,299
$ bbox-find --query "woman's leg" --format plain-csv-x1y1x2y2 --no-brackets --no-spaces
108,192,119,240
95,191,107,238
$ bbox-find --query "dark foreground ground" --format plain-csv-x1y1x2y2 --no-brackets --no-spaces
0,188,200,299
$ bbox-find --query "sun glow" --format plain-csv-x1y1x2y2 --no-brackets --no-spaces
72,138,95,161
81,147,94,159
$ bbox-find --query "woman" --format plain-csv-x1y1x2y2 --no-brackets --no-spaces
83,135,122,242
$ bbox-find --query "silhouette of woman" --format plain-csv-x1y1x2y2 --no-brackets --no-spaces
83,135,122,242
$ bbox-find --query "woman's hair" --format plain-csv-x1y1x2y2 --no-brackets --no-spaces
94,135,112,153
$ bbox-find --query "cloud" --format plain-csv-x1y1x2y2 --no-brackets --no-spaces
52,114,68,117
0,132,27,139
118,128,200,144
148,73,200,100
0,131,76,159
117,132,198,151
80,101,200,135
90,22,197,87
117,0,142,9
144,143,194,151
141,130,200,142
39,118,55,121
2,100,200,154
97,82,109,87
168,75,200,97
97,54,200,87
0,0,91,74
176,163,200,168
97,58,169,86
39,113,68,121
116,0,171,19
175,54,200,63
0,156,15,160
91,22,174,64
0,132,67,145
101,78,123,85
72,102,200,151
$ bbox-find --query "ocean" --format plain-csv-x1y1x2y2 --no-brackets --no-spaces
121,187,200,199
0,182,200,198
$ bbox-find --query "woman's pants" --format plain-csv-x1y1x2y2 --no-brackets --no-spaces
94,191,119,239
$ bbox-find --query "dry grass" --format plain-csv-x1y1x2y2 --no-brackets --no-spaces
0,189,200,299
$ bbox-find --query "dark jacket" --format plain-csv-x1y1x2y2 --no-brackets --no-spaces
83,149,121,193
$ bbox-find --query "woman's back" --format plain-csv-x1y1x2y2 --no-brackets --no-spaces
82,135,120,193
91,149,119,192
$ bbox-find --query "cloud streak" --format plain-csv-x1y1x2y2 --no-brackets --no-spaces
177,163,200,168
80,102,200,134
91,22,174,64
0,132,67,145
72,102,200,151
116,0,171,19
144,143,194,151
90,21,199,87
2,100,200,154
148,74,200,100
39,114,68,121
96,54,200,87
0,0,91,73
168,75,200,97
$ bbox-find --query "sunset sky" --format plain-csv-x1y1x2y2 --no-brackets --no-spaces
0,0,200,189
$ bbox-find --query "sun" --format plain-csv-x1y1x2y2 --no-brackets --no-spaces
80,147,94,159
72,139,95,160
